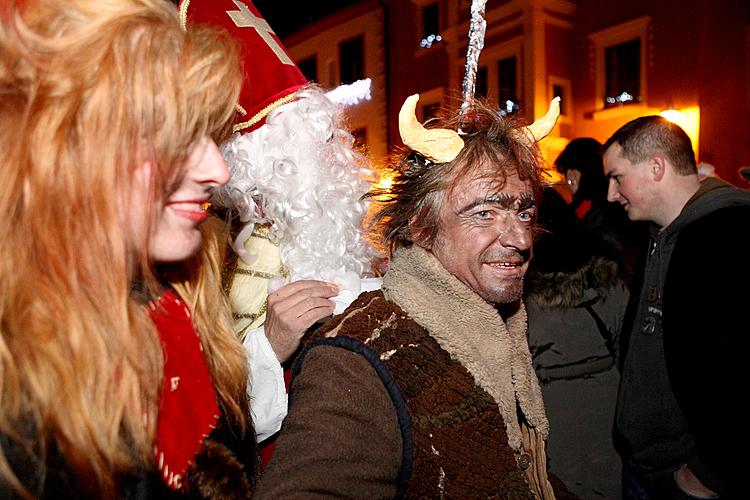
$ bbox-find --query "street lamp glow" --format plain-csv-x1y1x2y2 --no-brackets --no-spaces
660,107,700,155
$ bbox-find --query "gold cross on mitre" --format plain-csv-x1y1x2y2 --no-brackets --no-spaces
226,0,294,66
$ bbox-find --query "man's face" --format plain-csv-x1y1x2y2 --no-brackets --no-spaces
429,169,535,305
603,143,655,222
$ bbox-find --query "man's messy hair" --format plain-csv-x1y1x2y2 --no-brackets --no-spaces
369,98,544,252
603,115,697,175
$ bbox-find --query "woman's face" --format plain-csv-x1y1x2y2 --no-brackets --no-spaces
565,168,582,195
136,138,230,263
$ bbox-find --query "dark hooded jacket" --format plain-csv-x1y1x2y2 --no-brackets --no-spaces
615,177,750,495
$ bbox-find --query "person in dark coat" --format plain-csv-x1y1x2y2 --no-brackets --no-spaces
555,137,647,290
604,116,750,499
526,187,626,499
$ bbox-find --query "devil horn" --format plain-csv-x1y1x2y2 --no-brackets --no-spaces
520,97,561,144
398,94,464,163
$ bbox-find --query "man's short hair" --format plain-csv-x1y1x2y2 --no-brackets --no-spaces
603,115,697,175
371,99,544,251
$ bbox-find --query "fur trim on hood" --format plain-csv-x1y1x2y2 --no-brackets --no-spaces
525,255,620,308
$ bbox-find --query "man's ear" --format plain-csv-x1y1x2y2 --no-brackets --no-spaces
650,154,667,182
408,215,431,250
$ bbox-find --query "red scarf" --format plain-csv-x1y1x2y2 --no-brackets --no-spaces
147,290,220,491
575,199,592,220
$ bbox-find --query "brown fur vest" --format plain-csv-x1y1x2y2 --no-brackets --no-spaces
303,245,555,499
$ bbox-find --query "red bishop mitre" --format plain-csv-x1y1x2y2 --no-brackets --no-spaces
178,0,308,133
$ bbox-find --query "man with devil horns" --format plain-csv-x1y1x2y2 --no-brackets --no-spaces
253,95,574,498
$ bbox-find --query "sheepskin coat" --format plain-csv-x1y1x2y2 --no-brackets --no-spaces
255,245,565,499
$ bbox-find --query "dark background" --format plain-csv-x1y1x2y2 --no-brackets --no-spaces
252,1,360,39
170,0,359,39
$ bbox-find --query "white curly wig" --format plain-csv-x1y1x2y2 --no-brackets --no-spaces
213,85,377,288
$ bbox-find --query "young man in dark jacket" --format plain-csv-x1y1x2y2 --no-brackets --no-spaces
603,116,750,499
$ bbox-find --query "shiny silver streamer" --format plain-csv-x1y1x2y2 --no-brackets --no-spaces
461,0,488,113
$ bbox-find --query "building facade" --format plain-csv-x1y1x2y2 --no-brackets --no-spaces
282,0,750,184
284,0,389,162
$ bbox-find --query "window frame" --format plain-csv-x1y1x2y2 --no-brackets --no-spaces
589,16,650,118
548,76,572,123
417,87,445,123
297,54,318,83
338,34,365,85
415,1,443,50
468,39,523,112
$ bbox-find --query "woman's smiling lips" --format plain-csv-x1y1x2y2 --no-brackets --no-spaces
167,199,209,223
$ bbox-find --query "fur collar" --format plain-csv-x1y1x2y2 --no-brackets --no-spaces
382,245,548,451
525,256,620,308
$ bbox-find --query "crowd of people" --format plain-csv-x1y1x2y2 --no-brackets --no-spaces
1,0,745,498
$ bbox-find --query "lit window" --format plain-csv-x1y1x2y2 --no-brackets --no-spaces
467,42,523,112
604,39,641,108
589,16,650,112
298,55,317,83
552,84,566,116
415,87,444,123
548,77,571,122
339,36,364,85
498,56,519,116
352,127,368,151
419,3,442,49
475,66,488,99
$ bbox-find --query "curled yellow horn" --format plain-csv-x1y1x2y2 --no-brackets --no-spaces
520,97,561,145
398,94,464,163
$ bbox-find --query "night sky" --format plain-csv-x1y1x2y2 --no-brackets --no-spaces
251,0,361,39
